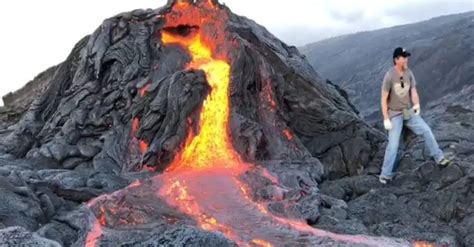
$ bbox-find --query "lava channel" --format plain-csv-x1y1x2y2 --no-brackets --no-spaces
85,2,412,246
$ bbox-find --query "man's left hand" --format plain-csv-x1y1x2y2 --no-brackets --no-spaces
412,104,421,115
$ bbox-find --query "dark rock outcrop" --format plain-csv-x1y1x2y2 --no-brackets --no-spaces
316,97,474,246
0,226,61,246
1,65,58,125
300,11,474,245
300,16,473,245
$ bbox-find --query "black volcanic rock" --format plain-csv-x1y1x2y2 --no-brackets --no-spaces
0,0,383,184
0,1,472,246
0,226,61,246
300,11,474,121
300,11,474,246
0,1,389,245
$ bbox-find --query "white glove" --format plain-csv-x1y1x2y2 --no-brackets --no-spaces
412,104,421,115
383,119,392,130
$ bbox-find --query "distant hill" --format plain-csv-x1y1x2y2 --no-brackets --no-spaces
300,11,474,122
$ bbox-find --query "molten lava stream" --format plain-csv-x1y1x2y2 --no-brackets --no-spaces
156,30,407,246
161,30,242,171
85,3,410,245
84,26,409,247
158,168,409,246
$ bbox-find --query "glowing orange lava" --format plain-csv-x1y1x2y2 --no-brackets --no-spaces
139,83,150,97
283,129,294,141
162,178,237,238
413,241,435,247
85,2,412,247
251,239,273,247
132,118,149,154
157,0,249,241
85,221,102,247
161,2,242,171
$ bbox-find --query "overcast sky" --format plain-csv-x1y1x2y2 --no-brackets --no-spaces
0,0,472,106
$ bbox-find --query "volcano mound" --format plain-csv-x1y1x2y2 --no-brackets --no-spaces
0,1,434,246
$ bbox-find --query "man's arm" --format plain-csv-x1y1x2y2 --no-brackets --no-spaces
410,69,420,105
411,87,421,115
381,91,390,120
409,69,421,114
381,72,391,120
411,87,420,106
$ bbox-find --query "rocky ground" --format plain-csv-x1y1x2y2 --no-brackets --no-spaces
0,1,472,246
315,85,474,246
300,11,474,246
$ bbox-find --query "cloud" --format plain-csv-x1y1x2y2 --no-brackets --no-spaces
385,0,474,23
0,0,473,105
327,8,366,24
271,26,345,47
261,0,474,46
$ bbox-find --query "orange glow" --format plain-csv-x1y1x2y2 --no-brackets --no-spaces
98,206,107,226
132,117,149,162
159,2,306,244
262,77,277,110
157,10,251,235
413,241,435,247
85,219,102,247
85,207,107,247
283,129,294,141
86,2,414,246
251,239,273,247
128,180,142,188
139,84,150,97
233,177,269,215
132,118,139,134
161,4,241,171
162,178,236,237
268,96,277,109
138,140,148,154
175,0,189,9
260,169,279,184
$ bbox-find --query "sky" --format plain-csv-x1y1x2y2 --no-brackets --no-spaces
0,0,473,106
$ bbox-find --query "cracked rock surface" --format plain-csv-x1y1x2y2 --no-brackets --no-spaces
0,1,472,246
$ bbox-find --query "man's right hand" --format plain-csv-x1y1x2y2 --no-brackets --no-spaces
383,119,392,130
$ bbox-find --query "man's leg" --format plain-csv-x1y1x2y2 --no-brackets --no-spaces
405,114,444,163
380,115,404,178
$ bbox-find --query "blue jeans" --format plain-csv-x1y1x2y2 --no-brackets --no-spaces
380,111,444,177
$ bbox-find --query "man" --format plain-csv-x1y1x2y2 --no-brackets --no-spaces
379,47,450,184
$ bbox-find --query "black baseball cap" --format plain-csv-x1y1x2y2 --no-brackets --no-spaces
393,47,411,59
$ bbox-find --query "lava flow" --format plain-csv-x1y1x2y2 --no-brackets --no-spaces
157,0,251,240
85,1,412,246
155,1,404,246
161,31,241,171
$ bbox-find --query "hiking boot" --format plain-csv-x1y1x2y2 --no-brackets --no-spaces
438,157,452,167
379,175,392,184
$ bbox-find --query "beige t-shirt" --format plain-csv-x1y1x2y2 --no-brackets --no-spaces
382,67,417,112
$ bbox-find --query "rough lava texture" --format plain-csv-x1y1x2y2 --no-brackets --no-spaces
300,11,474,247
317,85,474,246
0,0,472,246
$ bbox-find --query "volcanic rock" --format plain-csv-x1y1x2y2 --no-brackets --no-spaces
1,0,471,246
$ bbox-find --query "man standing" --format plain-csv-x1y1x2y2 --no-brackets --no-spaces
379,47,450,184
